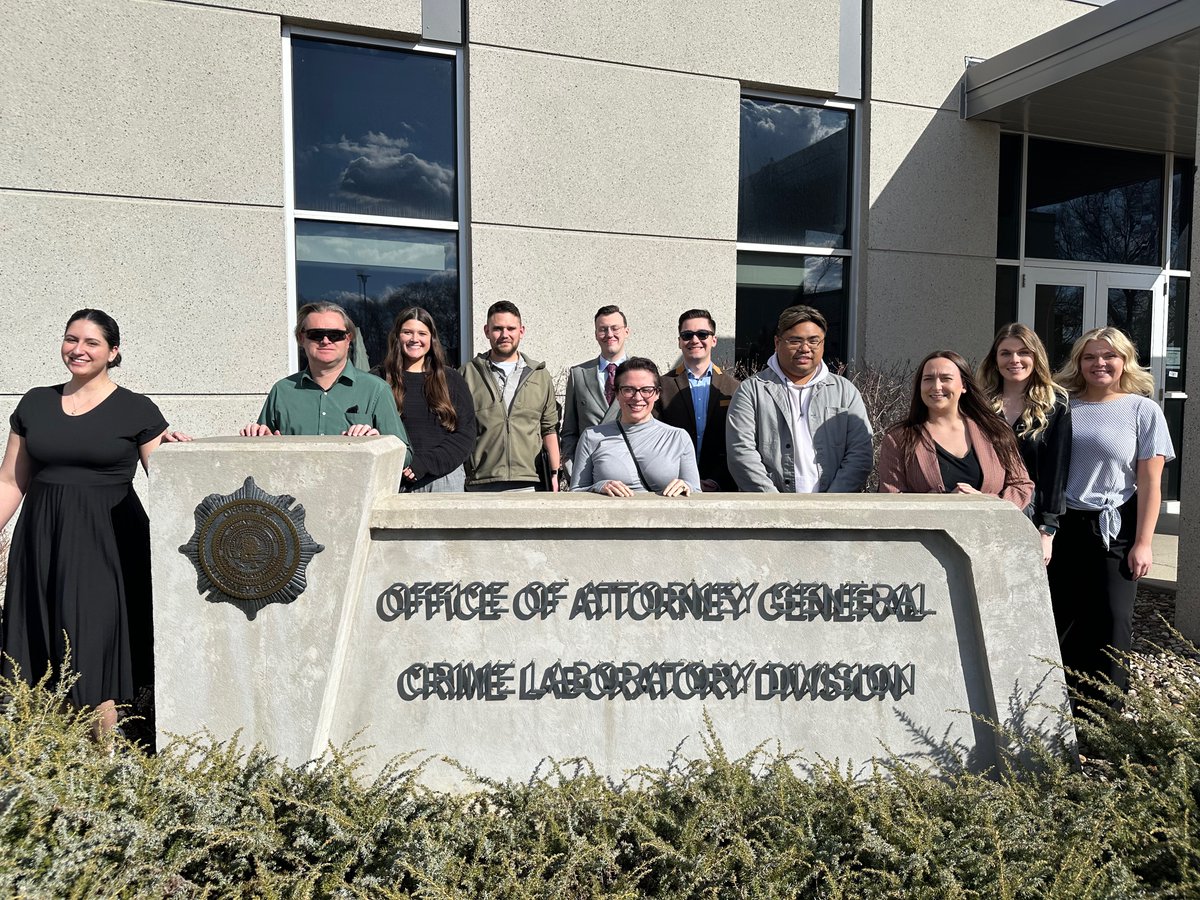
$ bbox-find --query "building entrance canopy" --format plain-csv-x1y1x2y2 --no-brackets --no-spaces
960,0,1200,156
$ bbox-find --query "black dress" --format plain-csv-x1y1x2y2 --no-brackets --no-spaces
2,385,167,708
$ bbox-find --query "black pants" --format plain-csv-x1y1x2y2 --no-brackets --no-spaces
1046,498,1138,695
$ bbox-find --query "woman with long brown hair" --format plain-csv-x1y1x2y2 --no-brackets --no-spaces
374,307,475,492
877,350,1033,509
977,323,1071,565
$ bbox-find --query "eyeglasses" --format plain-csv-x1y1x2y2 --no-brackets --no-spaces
304,328,349,343
679,330,715,341
617,386,659,399
596,326,626,335
781,336,824,349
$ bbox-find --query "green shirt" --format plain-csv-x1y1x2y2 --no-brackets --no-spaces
256,365,412,464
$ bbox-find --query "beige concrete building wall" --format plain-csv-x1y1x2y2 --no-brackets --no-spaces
469,0,840,93
0,0,306,440
861,0,1094,367
466,45,743,372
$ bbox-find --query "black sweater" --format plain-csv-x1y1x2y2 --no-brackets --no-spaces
373,368,477,481
1013,397,1071,530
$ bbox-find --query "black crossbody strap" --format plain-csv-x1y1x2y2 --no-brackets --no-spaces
616,423,656,493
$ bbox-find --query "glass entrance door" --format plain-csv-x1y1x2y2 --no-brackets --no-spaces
1018,266,1164,386
1019,266,1183,503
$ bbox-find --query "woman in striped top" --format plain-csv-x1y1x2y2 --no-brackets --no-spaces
1048,327,1174,697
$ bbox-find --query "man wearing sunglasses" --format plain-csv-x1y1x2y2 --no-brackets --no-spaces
726,304,871,494
654,309,741,491
560,305,630,473
239,302,411,463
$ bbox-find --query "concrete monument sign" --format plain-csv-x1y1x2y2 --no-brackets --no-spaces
152,438,1071,789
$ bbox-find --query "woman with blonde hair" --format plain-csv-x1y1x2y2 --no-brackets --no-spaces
877,350,1033,509
1048,326,1173,696
978,323,1071,565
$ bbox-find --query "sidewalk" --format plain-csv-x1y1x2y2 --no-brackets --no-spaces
1148,532,1178,588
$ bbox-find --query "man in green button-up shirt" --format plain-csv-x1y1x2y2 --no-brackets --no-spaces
240,303,411,465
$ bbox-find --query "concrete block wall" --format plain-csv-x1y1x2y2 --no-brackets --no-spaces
465,0,843,375
860,0,1093,367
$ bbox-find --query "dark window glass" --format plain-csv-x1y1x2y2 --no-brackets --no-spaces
1106,286,1153,368
295,220,460,368
996,134,1023,259
1167,277,1189,392
735,253,845,371
1025,138,1162,266
292,38,457,220
1172,157,1194,270
994,265,1019,334
1163,398,1183,502
1033,283,1085,370
738,99,852,248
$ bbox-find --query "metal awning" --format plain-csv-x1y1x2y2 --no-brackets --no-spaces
960,0,1200,155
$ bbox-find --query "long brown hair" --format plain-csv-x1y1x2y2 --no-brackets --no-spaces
886,350,1024,474
380,307,457,431
977,323,1065,440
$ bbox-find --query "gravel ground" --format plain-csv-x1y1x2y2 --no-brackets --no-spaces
1129,583,1200,703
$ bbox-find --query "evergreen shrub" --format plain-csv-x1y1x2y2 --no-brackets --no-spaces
1,654,1198,898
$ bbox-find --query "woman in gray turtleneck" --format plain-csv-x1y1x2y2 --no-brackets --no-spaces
570,357,700,497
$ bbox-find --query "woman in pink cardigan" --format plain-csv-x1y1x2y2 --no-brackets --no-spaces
877,350,1033,510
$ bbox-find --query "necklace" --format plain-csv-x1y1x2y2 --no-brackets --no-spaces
64,383,114,416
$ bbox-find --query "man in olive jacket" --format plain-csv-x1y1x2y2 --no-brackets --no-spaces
461,300,562,492
726,304,872,493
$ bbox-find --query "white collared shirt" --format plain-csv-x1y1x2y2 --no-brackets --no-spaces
767,355,828,493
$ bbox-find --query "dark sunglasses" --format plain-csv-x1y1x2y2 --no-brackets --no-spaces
304,328,349,343
679,330,714,341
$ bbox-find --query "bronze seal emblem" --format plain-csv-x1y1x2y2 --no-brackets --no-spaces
179,476,324,620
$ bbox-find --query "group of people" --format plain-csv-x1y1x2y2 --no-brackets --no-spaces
0,298,1176,738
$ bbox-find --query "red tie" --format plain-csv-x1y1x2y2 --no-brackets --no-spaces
604,362,617,406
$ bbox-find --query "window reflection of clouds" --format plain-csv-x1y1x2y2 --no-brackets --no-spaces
739,99,846,177
292,38,456,220
738,98,851,248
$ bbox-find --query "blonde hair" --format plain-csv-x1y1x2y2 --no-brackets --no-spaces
1055,326,1155,397
977,323,1065,440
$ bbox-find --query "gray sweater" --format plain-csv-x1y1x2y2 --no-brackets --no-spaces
570,418,701,493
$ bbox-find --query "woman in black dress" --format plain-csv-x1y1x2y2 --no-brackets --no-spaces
0,309,169,737
977,323,1071,566
374,307,475,492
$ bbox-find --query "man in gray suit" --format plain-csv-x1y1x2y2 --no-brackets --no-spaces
560,305,629,470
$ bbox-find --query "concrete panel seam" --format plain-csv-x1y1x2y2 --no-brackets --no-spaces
468,40,740,86
472,221,737,245
0,186,284,211
871,98,962,114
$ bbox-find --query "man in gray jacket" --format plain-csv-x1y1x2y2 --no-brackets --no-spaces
560,304,629,470
726,305,872,493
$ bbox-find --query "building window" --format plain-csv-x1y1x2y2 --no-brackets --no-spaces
736,97,854,370
287,33,462,367
1025,137,1163,266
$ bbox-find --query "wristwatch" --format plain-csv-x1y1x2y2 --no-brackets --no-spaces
1038,525,1057,537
